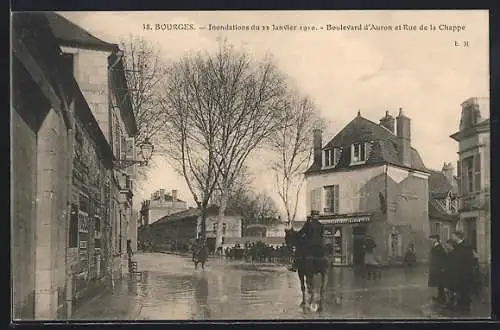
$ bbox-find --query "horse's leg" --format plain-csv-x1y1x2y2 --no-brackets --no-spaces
299,272,306,307
318,271,327,313
306,274,314,306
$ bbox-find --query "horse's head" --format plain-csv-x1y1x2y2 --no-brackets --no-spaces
284,228,297,248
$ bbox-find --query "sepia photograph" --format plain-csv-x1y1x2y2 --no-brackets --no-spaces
11,10,491,321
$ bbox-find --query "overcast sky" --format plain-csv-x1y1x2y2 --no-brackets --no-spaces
59,10,489,217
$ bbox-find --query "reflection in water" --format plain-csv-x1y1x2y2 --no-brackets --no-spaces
192,273,210,319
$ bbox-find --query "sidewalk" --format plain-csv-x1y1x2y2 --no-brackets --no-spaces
72,277,141,320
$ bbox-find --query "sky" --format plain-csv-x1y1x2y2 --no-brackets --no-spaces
58,10,489,217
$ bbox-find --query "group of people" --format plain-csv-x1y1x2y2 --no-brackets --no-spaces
224,241,291,263
428,231,482,312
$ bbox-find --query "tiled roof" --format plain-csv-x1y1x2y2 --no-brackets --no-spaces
151,194,185,203
306,115,428,174
45,12,118,51
152,204,240,226
428,170,458,196
429,199,459,222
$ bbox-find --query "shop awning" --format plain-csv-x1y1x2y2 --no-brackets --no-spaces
318,214,372,225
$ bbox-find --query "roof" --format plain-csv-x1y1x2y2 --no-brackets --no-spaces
428,170,458,196
429,199,459,222
152,204,241,226
450,117,490,141
151,194,185,203
12,12,114,167
306,115,428,174
45,12,118,52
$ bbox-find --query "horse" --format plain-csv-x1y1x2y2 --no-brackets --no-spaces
285,228,328,312
192,242,208,270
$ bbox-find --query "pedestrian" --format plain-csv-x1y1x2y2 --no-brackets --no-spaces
403,243,417,268
428,235,447,304
127,239,133,272
450,231,475,311
443,239,458,308
363,235,380,279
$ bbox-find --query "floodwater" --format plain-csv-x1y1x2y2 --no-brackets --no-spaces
74,253,491,320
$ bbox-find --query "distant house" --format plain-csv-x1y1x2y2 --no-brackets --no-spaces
137,205,242,253
140,189,188,225
428,163,459,243
305,109,431,266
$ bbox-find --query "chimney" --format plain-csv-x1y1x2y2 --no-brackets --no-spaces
379,111,395,134
459,97,485,131
442,162,457,189
396,107,411,167
313,129,323,167
172,190,178,203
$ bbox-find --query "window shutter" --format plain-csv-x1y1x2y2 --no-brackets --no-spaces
334,185,339,214
125,137,135,161
365,142,372,161
311,188,322,213
474,154,481,192
334,148,341,167
460,159,467,193
457,160,462,194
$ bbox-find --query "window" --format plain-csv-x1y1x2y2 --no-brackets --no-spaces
463,157,474,193
474,154,481,192
442,225,450,242
69,204,79,248
213,223,217,234
430,222,442,236
351,143,366,164
324,149,335,167
324,185,339,214
310,188,322,213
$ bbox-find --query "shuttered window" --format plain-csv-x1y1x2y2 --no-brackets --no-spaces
474,154,481,192
333,148,341,167
324,185,339,214
310,188,322,213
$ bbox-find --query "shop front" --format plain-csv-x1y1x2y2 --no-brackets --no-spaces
319,214,372,266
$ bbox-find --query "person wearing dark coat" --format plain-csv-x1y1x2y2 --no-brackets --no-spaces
288,210,324,272
428,235,447,304
449,231,475,311
443,239,458,307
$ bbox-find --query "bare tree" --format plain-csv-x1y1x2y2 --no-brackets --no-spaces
270,92,325,225
210,41,287,250
159,54,222,241
120,35,168,145
160,40,288,249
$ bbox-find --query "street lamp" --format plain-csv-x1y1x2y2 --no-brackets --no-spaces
114,137,154,170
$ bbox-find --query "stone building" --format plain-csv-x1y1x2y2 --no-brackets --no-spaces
428,163,459,243
11,12,139,320
304,109,431,266
140,189,188,225
138,205,242,253
44,12,139,288
450,97,490,266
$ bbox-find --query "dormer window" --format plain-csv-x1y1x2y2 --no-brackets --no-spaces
351,143,367,164
324,148,341,167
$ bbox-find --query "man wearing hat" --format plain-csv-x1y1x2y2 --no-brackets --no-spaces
428,234,447,304
287,210,324,272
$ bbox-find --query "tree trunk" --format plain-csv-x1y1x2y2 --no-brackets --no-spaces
215,193,228,252
200,207,207,242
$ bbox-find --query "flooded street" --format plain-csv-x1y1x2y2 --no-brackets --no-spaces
74,253,490,320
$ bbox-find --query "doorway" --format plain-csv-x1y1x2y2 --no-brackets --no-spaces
464,218,477,251
352,226,367,266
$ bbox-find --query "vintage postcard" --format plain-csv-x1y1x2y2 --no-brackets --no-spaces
11,10,490,321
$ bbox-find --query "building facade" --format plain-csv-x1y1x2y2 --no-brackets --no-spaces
138,205,242,253
11,12,139,320
450,97,490,266
428,163,459,243
140,189,188,226
45,12,139,287
305,109,431,266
